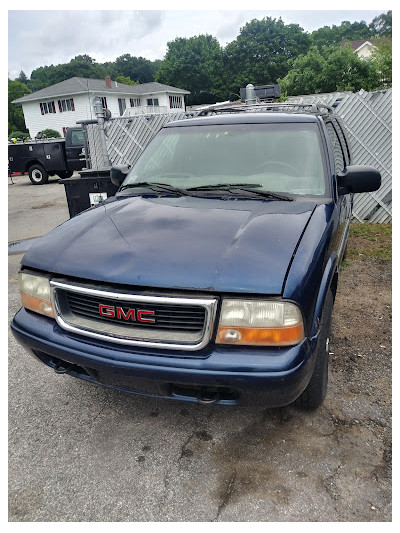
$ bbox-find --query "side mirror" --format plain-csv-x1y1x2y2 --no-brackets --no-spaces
337,165,381,194
110,164,130,187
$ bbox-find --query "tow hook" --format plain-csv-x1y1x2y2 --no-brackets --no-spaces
197,389,220,405
53,361,73,374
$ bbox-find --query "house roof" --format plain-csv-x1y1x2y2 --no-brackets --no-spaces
12,77,190,104
340,37,391,52
340,39,373,51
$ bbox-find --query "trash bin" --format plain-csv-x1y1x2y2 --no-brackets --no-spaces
61,169,120,218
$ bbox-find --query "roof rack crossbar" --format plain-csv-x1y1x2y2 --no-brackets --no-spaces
197,101,334,116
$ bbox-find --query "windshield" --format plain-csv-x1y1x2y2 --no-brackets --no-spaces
123,122,328,196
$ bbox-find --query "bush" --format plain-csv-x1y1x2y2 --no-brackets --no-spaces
40,128,61,138
8,130,29,141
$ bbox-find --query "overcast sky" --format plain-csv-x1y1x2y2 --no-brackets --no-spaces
8,3,389,80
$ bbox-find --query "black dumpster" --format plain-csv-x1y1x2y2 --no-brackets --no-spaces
61,169,120,218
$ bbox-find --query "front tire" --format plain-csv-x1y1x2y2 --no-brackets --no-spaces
293,291,334,409
57,170,73,179
28,164,48,185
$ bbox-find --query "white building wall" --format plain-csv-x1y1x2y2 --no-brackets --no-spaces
21,91,186,137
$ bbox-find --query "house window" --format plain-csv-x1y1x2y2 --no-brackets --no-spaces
62,127,67,137
100,97,108,109
147,98,159,106
58,98,75,112
40,101,56,115
118,98,127,116
130,98,141,107
169,96,182,109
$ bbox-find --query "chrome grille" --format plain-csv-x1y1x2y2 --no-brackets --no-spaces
65,291,206,332
50,280,218,351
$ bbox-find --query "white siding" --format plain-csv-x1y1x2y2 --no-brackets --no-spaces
21,91,186,137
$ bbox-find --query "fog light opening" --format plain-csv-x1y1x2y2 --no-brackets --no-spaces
219,328,242,343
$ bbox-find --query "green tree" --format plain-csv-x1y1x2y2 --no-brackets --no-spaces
280,45,379,96
115,75,139,85
29,55,115,91
311,20,372,48
369,10,392,37
156,34,225,105
114,54,157,84
8,79,31,134
16,70,29,85
371,38,392,88
223,17,310,99
41,129,61,138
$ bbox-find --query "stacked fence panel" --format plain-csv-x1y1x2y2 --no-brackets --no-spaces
86,113,187,171
289,89,392,223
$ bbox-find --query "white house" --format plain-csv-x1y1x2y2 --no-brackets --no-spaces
12,76,190,138
340,40,376,59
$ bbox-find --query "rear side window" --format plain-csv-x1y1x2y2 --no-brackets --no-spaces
326,122,345,174
70,129,84,146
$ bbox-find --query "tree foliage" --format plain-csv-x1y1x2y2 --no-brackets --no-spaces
369,10,392,37
371,37,392,88
223,17,310,99
156,35,226,105
279,45,380,96
41,128,61,138
114,54,158,84
311,20,372,48
8,79,31,134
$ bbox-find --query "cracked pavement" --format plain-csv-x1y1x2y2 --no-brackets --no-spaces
8,175,391,521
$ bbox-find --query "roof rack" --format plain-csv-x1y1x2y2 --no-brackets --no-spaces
197,101,334,117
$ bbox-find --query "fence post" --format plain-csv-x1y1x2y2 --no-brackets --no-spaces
93,97,111,168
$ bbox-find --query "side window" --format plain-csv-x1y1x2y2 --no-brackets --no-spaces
326,122,345,174
71,129,84,146
334,119,351,166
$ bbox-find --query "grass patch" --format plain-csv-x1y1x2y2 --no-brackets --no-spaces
346,222,392,262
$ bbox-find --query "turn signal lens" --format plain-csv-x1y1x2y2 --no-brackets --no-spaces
18,273,54,318
216,300,304,346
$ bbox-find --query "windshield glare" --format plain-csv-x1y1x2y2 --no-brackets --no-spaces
123,123,327,196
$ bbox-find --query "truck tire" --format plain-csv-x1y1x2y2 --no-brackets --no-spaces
293,290,334,410
57,170,74,179
28,164,49,185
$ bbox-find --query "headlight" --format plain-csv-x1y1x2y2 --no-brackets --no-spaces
216,299,304,346
18,273,54,318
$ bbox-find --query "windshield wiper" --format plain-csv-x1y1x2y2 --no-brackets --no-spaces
187,183,263,191
119,181,190,196
186,183,293,201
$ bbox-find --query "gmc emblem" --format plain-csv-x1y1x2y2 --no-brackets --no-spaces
99,304,155,323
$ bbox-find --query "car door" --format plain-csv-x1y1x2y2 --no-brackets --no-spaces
325,119,352,262
65,128,86,171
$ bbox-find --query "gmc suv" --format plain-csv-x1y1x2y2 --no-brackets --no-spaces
11,103,381,408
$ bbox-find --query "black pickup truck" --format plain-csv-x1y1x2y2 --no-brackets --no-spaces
8,127,86,185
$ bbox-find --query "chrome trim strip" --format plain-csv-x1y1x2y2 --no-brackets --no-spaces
50,280,218,351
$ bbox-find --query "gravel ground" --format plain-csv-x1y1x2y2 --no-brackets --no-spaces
8,177,392,522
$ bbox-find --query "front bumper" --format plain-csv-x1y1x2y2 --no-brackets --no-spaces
11,308,318,406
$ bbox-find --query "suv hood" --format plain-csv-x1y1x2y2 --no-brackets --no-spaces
22,196,316,294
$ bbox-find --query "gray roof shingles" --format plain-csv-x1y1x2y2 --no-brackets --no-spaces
12,77,190,103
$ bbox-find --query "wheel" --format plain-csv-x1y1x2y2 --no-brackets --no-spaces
57,170,73,179
293,291,334,409
28,164,48,185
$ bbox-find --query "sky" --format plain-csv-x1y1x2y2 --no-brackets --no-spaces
7,3,391,80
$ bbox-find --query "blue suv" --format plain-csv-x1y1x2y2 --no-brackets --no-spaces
11,103,381,408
